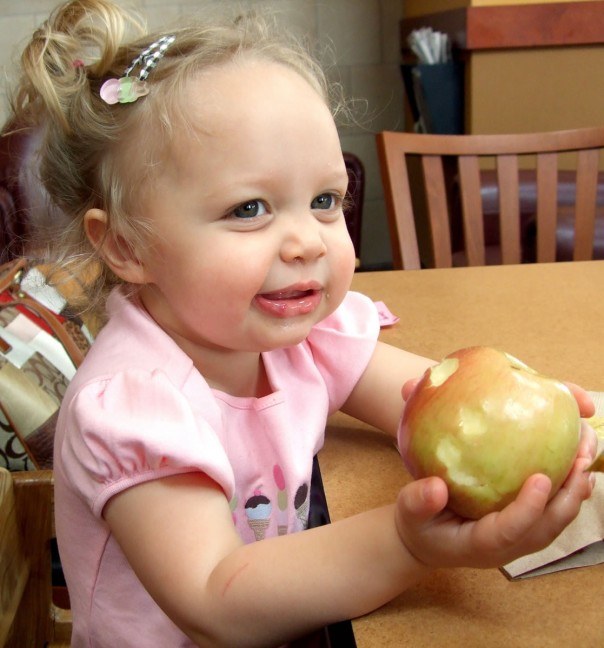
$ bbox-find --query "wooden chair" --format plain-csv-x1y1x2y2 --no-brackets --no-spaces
343,152,365,267
377,127,604,270
0,468,71,647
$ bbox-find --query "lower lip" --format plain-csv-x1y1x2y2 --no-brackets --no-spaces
254,290,322,318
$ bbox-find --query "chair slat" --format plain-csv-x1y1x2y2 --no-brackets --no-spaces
535,153,559,263
496,155,522,264
458,155,486,266
422,156,453,268
376,135,421,270
574,148,599,260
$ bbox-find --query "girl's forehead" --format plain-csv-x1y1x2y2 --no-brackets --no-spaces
185,70,337,147
146,58,342,185
183,58,329,120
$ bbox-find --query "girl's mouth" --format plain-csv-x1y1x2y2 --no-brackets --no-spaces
254,287,322,318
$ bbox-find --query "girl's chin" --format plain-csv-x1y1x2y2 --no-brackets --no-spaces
255,317,323,350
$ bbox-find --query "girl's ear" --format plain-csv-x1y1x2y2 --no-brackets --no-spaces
84,208,148,285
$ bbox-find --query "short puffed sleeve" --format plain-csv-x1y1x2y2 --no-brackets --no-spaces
305,291,380,412
58,368,235,517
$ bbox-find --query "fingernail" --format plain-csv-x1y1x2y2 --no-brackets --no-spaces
534,475,551,494
422,480,435,502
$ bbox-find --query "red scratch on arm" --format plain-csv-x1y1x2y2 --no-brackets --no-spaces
221,562,250,598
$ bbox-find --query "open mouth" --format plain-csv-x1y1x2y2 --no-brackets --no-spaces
255,287,322,318
261,288,315,300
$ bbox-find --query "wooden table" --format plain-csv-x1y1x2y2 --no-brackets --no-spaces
320,261,604,647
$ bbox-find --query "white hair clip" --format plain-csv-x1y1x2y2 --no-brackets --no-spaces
100,35,175,105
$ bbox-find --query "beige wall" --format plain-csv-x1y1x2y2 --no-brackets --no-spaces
1,0,406,268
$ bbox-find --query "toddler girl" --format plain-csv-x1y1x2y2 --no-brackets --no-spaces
8,1,596,646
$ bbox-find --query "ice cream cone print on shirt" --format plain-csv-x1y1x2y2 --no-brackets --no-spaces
294,483,309,531
273,465,289,536
244,490,272,541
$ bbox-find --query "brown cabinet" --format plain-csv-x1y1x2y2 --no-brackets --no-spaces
400,1,604,139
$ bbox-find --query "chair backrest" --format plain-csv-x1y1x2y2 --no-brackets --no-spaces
377,127,604,270
0,122,72,264
0,123,46,264
343,152,365,263
0,469,71,648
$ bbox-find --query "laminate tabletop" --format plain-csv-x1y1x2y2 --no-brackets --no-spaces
320,261,604,647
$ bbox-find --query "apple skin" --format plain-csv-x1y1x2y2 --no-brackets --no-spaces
398,346,581,519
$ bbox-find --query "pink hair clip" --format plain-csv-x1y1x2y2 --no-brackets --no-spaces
99,35,174,106
72,59,85,68
100,77,149,105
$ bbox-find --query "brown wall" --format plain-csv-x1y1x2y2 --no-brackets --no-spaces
468,46,604,134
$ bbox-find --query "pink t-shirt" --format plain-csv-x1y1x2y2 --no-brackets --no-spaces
54,289,379,647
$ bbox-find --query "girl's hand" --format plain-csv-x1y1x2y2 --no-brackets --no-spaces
393,420,597,570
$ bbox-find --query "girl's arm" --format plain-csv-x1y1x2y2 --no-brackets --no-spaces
104,426,595,648
103,472,428,648
340,340,434,435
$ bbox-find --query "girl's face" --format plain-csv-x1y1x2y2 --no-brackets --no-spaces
134,59,356,367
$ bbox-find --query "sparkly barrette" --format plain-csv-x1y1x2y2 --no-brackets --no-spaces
100,35,175,105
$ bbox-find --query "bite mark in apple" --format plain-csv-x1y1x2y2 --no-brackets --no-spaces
503,352,535,373
428,358,459,387
458,407,488,437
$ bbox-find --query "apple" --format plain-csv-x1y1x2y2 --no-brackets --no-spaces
398,346,581,519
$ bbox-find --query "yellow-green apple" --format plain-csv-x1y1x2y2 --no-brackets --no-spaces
398,346,581,519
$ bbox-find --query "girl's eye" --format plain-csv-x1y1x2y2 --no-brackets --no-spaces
231,200,267,219
311,193,339,210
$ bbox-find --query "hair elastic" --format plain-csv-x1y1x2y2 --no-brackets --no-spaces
100,35,175,105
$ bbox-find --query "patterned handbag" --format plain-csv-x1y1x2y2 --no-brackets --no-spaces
0,259,93,470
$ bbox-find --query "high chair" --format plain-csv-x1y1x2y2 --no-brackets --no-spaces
0,468,71,647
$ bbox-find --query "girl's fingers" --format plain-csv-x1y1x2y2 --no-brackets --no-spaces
578,419,598,460
535,455,594,534
396,477,449,526
402,378,420,402
566,381,595,418
480,474,552,548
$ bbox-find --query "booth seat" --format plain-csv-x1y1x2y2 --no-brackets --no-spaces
474,169,604,263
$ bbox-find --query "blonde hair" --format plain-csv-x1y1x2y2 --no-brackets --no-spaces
8,0,344,314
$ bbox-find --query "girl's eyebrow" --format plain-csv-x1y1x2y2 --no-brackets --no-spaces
317,168,349,185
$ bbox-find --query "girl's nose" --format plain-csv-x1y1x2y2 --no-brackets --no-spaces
279,216,328,263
